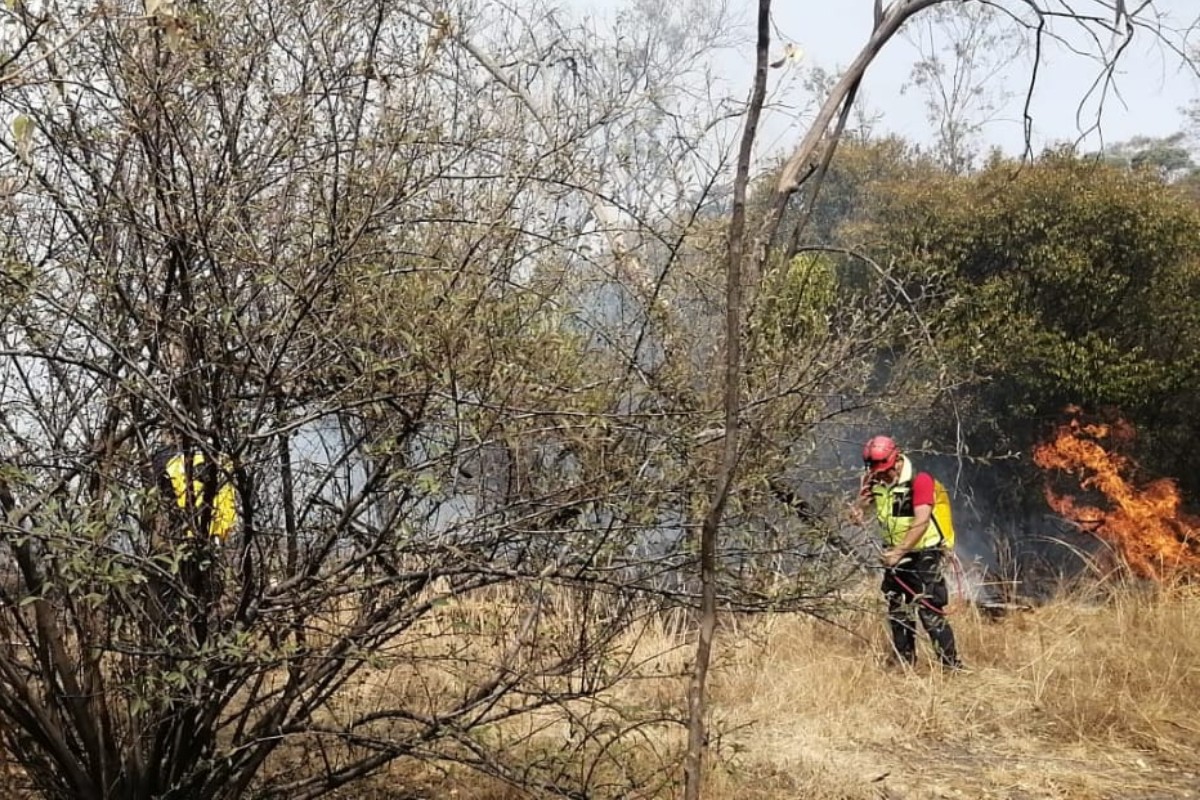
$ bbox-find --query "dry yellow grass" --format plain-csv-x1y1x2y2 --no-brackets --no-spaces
9,579,1198,800
356,579,1200,800
699,579,1200,800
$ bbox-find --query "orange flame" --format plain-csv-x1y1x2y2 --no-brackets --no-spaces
1032,411,1200,581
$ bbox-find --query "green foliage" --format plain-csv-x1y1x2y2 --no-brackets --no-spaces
1097,133,1198,181
854,146,1200,490
944,155,1198,407
761,136,937,250
754,252,837,350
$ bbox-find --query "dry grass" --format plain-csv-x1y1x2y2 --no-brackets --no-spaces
698,578,1200,800
8,580,1200,800
313,577,1200,799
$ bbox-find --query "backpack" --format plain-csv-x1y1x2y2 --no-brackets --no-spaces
930,478,956,549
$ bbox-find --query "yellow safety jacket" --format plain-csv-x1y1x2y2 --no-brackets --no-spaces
161,450,237,541
869,455,955,550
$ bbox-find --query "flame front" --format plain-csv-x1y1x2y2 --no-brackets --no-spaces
1032,414,1200,581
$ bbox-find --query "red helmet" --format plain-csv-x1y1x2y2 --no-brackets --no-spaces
862,435,899,472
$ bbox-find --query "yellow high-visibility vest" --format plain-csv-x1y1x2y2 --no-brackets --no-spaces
164,451,237,541
869,455,956,549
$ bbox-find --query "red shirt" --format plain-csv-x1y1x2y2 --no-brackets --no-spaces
910,471,934,508
862,470,935,507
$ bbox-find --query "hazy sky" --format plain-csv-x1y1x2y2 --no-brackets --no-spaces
753,1,1200,159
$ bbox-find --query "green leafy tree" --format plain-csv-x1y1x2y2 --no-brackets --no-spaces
1099,133,1198,181
863,151,1200,492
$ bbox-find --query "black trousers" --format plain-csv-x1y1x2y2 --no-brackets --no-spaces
881,548,960,667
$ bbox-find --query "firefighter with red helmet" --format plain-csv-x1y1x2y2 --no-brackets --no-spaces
853,435,963,670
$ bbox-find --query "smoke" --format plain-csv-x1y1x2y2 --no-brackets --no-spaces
782,416,1104,604
922,453,1106,601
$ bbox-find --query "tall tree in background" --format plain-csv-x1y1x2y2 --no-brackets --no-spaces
1101,133,1198,181
903,3,1025,173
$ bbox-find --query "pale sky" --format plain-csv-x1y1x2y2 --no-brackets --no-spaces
756,1,1200,159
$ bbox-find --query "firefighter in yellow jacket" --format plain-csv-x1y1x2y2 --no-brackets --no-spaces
151,445,236,543
147,439,237,646
853,435,962,670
